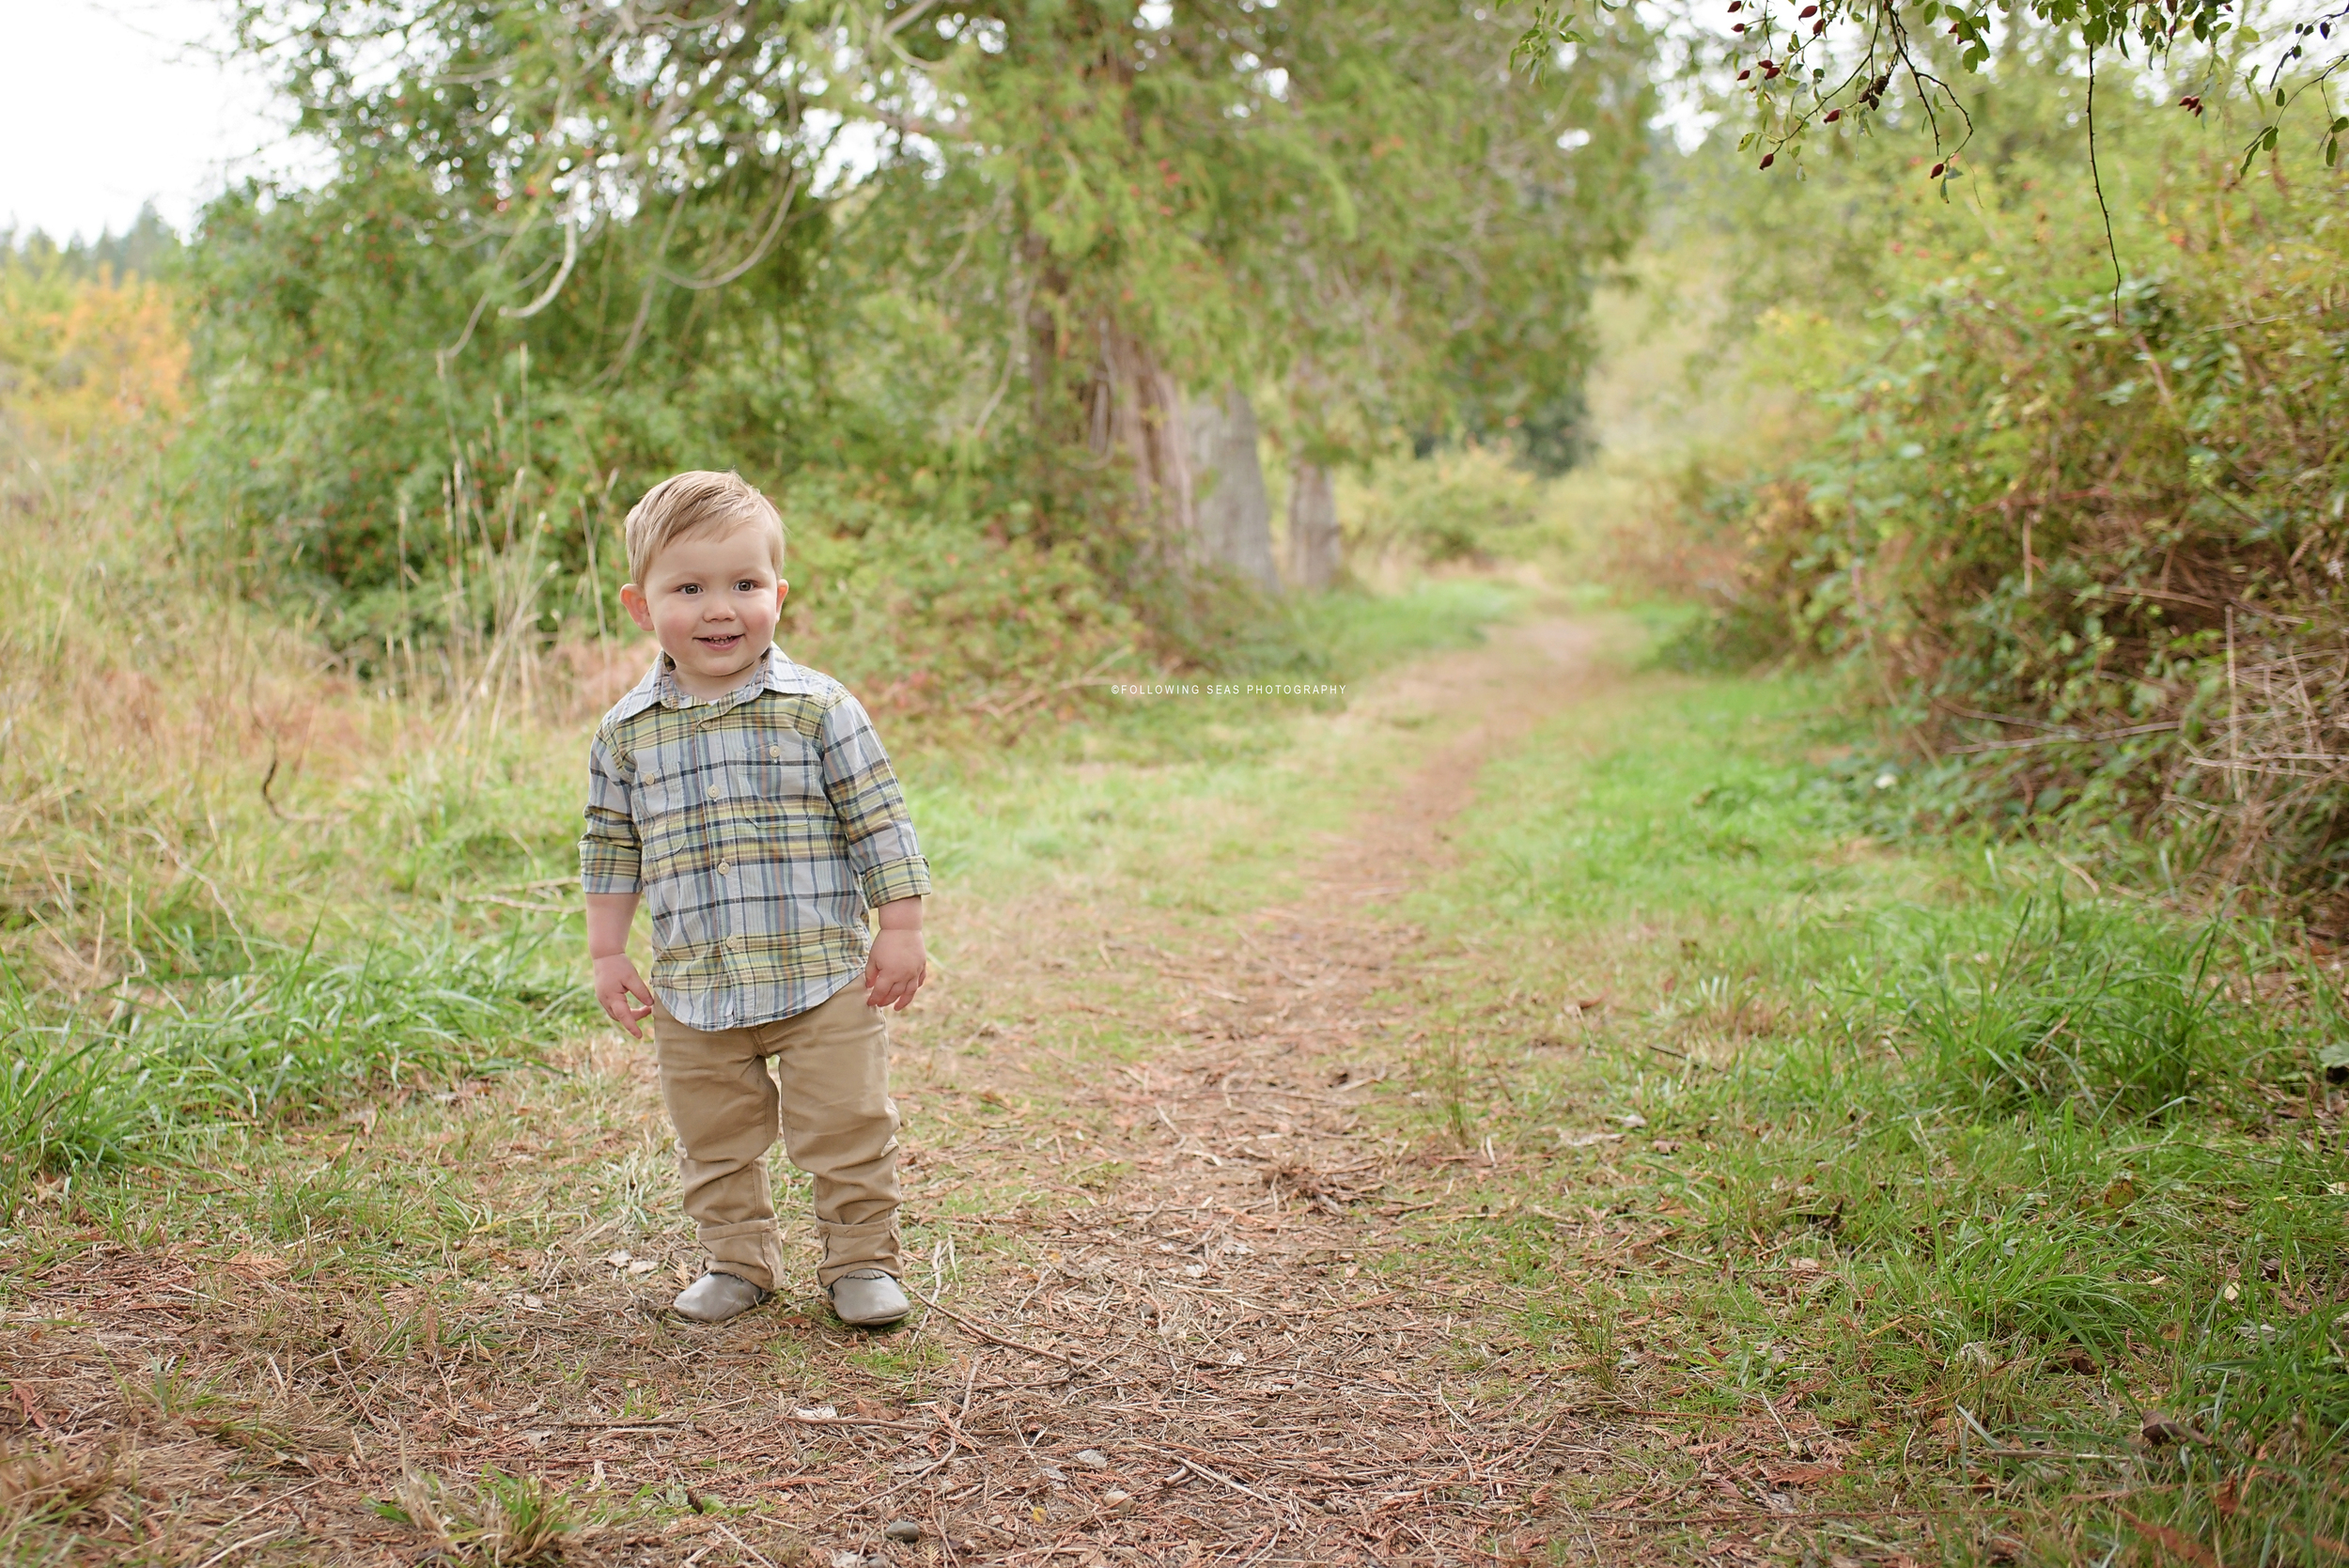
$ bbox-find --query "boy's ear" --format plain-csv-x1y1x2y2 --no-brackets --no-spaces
619,583,655,634
776,579,789,608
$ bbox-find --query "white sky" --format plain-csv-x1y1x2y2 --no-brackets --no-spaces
0,0,294,242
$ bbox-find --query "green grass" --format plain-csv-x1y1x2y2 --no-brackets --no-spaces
8,502,2335,1562
378,1467,576,1566
0,924,593,1216
1392,673,2349,1562
907,578,1530,909
0,567,1524,1218
1022,574,1529,768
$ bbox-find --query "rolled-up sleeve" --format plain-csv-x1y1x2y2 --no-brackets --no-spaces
580,730,643,894
817,692,932,908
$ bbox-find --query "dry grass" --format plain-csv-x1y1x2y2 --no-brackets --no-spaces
10,605,2333,1565
0,1442,120,1520
0,426,624,999
5,405,2328,1566
0,613,1883,1567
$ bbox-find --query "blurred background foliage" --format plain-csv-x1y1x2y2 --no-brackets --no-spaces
4,0,2348,1032
160,0,1648,696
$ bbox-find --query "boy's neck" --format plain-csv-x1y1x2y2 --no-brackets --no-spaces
666,644,770,702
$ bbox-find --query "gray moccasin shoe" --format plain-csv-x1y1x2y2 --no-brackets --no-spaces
829,1269,911,1327
674,1270,770,1324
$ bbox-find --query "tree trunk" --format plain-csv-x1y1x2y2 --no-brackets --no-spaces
1081,330,1276,591
1087,316,1195,546
1286,459,1342,590
1186,384,1279,591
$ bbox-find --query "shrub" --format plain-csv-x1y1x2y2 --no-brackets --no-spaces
1676,167,2349,909
1341,446,1551,565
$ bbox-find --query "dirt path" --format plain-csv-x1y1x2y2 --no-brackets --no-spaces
774,613,1626,1564
7,614,1690,1568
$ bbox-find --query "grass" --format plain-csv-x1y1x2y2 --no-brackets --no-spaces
0,411,1516,1217
1,927,586,1198
1389,674,2349,1562
379,1467,576,1567
6,424,2339,1561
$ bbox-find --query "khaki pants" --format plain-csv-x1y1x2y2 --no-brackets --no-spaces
651,983,901,1292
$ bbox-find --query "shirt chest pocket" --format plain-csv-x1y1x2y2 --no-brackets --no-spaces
630,760,692,824
746,734,824,809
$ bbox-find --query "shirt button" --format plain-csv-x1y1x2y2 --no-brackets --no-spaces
716,861,731,877
708,783,724,800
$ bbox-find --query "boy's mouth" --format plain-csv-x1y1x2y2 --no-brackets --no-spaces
695,633,745,653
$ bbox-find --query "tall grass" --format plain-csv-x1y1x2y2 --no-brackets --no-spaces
0,923,590,1213
1857,895,2263,1120
1,335,608,1214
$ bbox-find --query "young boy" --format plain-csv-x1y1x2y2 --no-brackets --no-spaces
580,471,929,1328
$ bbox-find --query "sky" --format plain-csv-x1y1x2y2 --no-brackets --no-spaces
0,0,294,242
0,0,1721,246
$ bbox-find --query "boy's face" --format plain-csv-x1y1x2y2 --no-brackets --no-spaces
620,523,788,699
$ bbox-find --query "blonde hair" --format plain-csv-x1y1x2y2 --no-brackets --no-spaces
622,470,786,583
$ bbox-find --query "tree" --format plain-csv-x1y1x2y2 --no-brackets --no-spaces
1285,458,1342,588
194,0,1652,637
869,0,1651,566
1518,0,2344,177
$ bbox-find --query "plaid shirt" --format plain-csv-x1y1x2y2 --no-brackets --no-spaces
580,646,931,1031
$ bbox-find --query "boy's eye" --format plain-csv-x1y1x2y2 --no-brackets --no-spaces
737,580,757,591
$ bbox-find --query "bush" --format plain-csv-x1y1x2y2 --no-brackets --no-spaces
1341,446,1552,565
1669,163,2349,909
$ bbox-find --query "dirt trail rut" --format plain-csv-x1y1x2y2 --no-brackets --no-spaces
846,613,1622,1564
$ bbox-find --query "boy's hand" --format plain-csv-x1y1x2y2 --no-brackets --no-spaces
864,899,927,1011
594,953,657,1037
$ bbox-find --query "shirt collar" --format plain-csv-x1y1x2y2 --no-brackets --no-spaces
611,644,791,722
